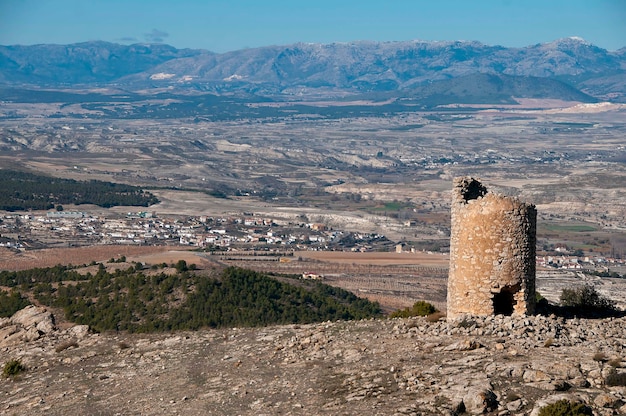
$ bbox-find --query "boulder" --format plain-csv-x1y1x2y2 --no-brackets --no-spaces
67,325,90,339
594,393,621,408
462,387,498,414
22,326,41,342
11,306,55,333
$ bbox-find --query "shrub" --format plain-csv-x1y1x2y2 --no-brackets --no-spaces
3,359,25,378
559,284,617,315
536,291,545,302
605,369,626,387
174,260,188,272
506,392,521,401
390,300,437,318
538,399,593,416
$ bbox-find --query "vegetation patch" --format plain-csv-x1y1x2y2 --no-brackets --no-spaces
0,289,31,318
0,169,158,211
559,284,618,317
55,339,79,353
593,351,608,362
542,224,597,233
605,369,626,387
538,399,593,416
370,201,412,212
390,300,437,318
0,265,381,332
2,359,25,378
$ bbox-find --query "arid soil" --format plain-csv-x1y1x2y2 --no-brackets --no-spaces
296,251,450,267
0,246,181,271
2,306,626,415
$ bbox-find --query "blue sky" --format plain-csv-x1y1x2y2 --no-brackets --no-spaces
0,0,624,52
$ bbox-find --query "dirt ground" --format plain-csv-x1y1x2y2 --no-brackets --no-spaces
296,250,449,267
4,310,626,416
0,246,449,273
0,246,189,271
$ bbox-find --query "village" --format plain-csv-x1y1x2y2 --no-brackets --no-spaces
0,210,624,278
0,210,393,254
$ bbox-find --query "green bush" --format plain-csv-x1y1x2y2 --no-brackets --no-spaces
538,399,593,416
174,260,188,272
3,359,25,378
0,289,30,318
560,284,616,314
390,300,437,318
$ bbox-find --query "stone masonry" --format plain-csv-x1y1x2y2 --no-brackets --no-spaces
447,177,537,319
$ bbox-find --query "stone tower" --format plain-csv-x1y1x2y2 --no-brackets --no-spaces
447,177,536,319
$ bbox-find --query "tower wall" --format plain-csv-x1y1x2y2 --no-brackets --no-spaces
447,177,536,319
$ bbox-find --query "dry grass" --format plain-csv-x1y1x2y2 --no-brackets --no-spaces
608,358,622,368
426,311,446,322
55,339,79,353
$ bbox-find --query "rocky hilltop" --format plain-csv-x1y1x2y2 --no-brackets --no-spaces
2,306,626,415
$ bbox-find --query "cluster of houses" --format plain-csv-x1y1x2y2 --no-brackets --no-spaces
537,255,625,274
0,211,389,252
1,212,623,278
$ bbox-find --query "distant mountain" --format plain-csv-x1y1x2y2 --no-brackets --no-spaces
1,38,624,103
0,41,207,85
398,73,598,106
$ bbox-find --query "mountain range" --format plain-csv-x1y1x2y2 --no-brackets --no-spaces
1,37,625,105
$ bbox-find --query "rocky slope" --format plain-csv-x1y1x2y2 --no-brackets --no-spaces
2,306,626,415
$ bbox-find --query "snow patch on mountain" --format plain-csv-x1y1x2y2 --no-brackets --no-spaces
150,73,176,80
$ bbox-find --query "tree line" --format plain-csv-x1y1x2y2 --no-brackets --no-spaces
0,169,159,211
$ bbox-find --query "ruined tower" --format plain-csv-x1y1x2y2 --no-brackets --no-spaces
447,177,536,319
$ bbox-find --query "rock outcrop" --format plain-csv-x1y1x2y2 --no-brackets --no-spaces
0,306,55,347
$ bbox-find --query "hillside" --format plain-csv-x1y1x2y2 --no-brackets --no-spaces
398,73,597,106
2,306,626,415
0,265,382,331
